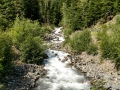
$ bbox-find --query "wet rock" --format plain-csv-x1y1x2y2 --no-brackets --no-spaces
104,83,112,89
64,56,68,61
86,72,94,78
91,59,95,63
58,57,61,60
44,34,53,41
81,67,88,73
66,62,72,68
82,61,87,65
55,53,58,56
76,62,82,65
30,82,35,88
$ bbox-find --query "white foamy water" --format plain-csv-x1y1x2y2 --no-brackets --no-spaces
32,27,90,90
51,27,65,43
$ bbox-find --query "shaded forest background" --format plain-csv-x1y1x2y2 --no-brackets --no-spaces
0,0,120,84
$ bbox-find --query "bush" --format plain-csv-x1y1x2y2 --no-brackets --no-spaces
0,15,8,31
20,36,47,64
63,28,73,46
70,30,91,53
97,26,113,58
116,15,120,24
9,17,48,64
10,18,44,47
63,28,73,39
97,19,120,70
0,33,13,81
87,43,98,55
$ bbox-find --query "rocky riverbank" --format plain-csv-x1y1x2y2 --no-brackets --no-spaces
69,52,120,90
5,64,46,90
57,50,120,90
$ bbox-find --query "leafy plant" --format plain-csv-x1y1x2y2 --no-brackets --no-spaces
9,17,48,64
10,17,45,48
87,43,98,55
20,36,47,64
97,16,120,70
70,30,91,53
0,33,13,81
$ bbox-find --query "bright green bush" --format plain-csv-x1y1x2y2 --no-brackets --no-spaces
70,30,91,53
10,17,48,64
20,36,47,64
10,18,45,47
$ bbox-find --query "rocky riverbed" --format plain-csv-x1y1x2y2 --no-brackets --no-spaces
5,64,47,90
68,52,120,90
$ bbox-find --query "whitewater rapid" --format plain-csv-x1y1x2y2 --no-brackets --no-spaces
32,27,90,90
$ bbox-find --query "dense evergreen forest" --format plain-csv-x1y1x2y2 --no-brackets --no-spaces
0,0,120,88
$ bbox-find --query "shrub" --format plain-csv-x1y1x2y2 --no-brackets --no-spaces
0,14,8,31
97,19,120,70
116,15,120,24
10,17,46,48
70,30,91,53
97,26,114,58
63,28,73,46
9,17,48,64
20,36,47,64
63,28,73,39
0,33,13,81
87,43,98,55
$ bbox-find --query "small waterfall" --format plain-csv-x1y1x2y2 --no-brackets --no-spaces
32,27,90,90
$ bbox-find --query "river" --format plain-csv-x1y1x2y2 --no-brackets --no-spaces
32,27,91,90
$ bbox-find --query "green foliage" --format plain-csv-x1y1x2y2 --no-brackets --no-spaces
38,0,63,25
114,0,120,13
10,18,45,47
0,0,24,29
91,79,107,90
0,14,8,31
70,30,91,53
62,0,118,31
69,30,98,55
62,28,73,46
63,28,73,39
10,17,48,64
116,15,120,24
20,36,47,64
98,26,114,58
98,16,120,70
87,43,98,55
0,33,13,81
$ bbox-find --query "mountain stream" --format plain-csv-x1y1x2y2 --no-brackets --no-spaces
32,27,91,90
